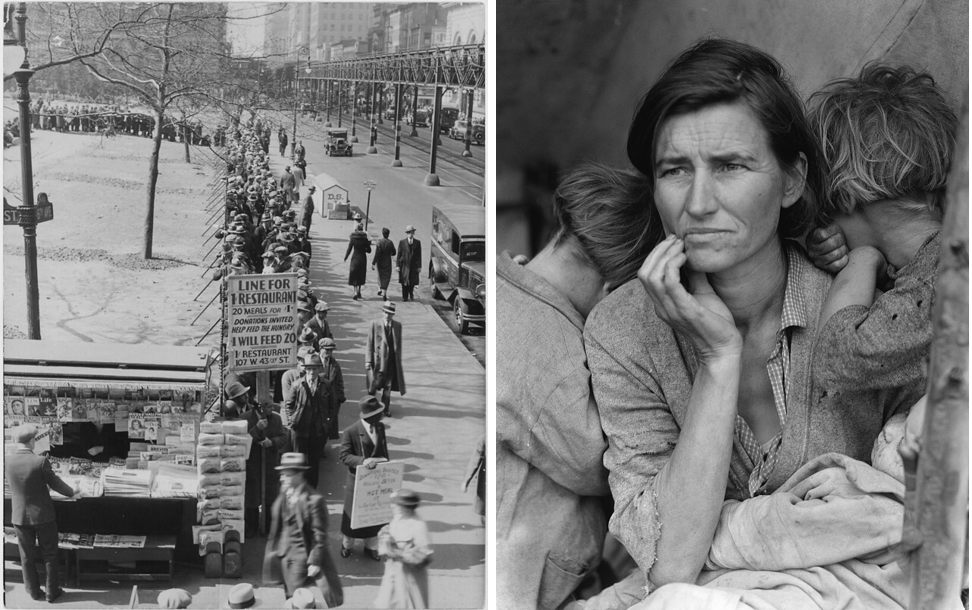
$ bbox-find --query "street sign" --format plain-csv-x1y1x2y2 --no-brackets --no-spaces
3,195,54,225
224,273,299,372
363,180,377,191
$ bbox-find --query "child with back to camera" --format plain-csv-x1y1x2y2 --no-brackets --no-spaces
806,64,958,393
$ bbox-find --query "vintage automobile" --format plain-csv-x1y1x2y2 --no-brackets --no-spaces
324,128,352,156
438,107,461,133
429,204,485,334
448,119,485,145
405,108,429,127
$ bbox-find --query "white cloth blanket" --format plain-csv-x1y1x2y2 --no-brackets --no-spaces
615,453,947,610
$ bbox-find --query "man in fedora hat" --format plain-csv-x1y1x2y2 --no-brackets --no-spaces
300,186,316,233
338,397,389,560
244,400,288,538
366,302,406,417
293,226,313,260
263,453,343,606
396,225,422,301
285,353,330,489
318,337,346,441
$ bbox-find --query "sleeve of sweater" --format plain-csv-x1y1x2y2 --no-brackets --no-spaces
42,458,75,498
584,315,678,576
812,270,935,392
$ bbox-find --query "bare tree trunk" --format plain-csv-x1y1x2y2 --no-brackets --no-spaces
182,112,191,163
143,105,165,259
908,95,969,608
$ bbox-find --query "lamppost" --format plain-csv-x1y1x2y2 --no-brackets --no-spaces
5,3,41,339
292,46,310,157
362,181,376,232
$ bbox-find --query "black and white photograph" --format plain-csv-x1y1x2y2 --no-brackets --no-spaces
3,2,484,608
497,2,968,610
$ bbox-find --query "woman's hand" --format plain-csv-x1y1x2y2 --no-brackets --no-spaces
808,224,849,274
638,235,741,361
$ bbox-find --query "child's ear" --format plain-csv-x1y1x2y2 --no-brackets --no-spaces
782,152,808,209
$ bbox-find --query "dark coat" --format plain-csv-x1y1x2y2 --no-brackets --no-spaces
321,355,346,440
366,319,406,394
263,482,343,604
396,238,422,286
4,447,74,526
372,238,397,289
299,194,315,230
304,316,333,342
345,231,372,286
338,420,389,538
244,408,289,509
286,379,329,439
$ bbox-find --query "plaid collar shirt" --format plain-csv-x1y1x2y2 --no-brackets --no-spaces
735,243,810,496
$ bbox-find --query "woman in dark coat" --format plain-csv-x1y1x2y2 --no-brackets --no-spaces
344,222,371,300
371,227,397,301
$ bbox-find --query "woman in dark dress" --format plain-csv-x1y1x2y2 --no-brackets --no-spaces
344,222,372,300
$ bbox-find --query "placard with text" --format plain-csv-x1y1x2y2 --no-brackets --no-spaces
225,273,299,372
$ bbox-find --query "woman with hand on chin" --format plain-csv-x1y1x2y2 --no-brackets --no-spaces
583,38,923,603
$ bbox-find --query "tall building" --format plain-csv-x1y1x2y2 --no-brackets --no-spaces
265,2,373,65
370,3,447,54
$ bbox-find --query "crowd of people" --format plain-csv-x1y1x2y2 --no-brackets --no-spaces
498,38,957,610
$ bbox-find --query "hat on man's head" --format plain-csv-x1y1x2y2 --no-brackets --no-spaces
262,250,275,259
275,453,309,472
319,337,336,350
297,226,307,234
391,488,421,508
273,216,284,225
286,588,318,609
303,353,323,368
352,212,363,221
405,225,416,233
224,380,250,400
158,588,193,609
14,424,38,445
359,396,383,419
296,345,315,360
223,582,258,608
382,302,396,315
298,326,316,342
307,186,317,193
274,245,288,254
314,301,330,312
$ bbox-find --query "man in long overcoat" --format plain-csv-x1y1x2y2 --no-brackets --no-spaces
319,337,346,440
300,186,316,232
244,401,289,537
396,225,422,301
263,453,343,605
279,166,297,205
366,302,406,416
338,397,389,560
5,425,77,602
285,353,330,489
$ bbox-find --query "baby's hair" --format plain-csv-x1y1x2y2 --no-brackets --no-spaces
809,64,958,223
552,163,664,290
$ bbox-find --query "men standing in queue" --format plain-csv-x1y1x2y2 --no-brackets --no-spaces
366,302,406,417
396,225,422,302
5,424,78,603
304,302,333,342
300,186,316,233
285,353,329,489
280,166,297,206
338,397,389,560
319,337,346,441
244,401,288,538
263,453,343,606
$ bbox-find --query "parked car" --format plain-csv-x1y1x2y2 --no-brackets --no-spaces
449,119,485,145
405,109,429,127
437,107,460,133
383,105,398,120
429,204,485,334
324,128,352,156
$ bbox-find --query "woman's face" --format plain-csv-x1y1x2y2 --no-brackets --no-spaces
653,102,805,274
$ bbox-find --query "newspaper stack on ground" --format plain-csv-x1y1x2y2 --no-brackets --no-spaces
151,463,199,498
103,468,154,497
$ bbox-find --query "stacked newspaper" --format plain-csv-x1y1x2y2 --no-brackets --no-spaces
103,467,154,497
151,463,199,498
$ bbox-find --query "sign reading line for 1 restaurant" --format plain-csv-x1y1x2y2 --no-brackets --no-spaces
225,273,299,372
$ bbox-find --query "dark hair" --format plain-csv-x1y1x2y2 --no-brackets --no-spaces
809,64,957,223
382,227,390,237
627,38,824,239
552,163,664,290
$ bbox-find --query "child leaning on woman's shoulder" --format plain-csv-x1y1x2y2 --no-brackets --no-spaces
806,63,958,393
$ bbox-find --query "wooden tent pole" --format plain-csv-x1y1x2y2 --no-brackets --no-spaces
908,94,969,609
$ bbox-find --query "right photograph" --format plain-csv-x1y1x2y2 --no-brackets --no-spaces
495,2,969,610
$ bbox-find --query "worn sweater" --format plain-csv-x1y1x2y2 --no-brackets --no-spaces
812,231,940,392
584,242,924,580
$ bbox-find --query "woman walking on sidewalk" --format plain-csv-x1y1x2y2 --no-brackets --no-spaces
345,222,372,300
374,489,433,609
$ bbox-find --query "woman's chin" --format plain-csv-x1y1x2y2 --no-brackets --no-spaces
684,251,732,274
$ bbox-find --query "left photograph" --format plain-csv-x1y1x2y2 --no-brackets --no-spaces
2,3,485,608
